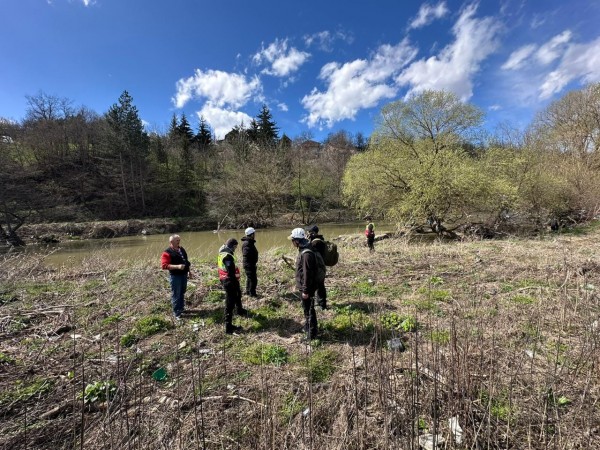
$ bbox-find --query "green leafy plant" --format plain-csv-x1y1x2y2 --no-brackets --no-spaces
81,380,117,404
380,312,417,332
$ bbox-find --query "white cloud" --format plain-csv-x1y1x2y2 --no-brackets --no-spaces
502,44,537,70
304,30,353,51
81,0,96,5
277,102,288,112
539,36,600,99
172,69,261,109
408,1,449,30
535,30,571,65
253,39,310,77
301,40,417,128
488,104,501,111
396,3,501,101
196,103,253,140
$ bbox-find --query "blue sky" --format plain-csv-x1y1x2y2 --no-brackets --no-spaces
2,0,599,141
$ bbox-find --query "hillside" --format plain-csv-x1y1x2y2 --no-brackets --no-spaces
1,229,599,449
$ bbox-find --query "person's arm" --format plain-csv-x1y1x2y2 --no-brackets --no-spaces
301,251,317,297
161,251,185,271
224,255,237,279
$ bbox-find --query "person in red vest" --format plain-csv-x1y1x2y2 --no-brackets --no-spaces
161,234,191,321
218,238,249,334
365,223,375,252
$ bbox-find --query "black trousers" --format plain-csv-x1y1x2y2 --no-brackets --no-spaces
223,280,243,325
316,280,327,307
367,237,375,251
245,270,257,296
301,294,318,339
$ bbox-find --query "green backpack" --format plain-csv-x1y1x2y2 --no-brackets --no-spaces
312,238,339,266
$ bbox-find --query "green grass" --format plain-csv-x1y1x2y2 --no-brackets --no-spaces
301,349,337,383
510,294,535,305
120,315,173,346
321,306,374,338
280,392,305,422
0,378,53,406
242,343,289,366
350,279,378,296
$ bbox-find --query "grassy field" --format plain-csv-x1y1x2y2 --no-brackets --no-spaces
1,229,599,449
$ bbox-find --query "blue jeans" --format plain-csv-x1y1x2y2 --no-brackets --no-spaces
169,273,187,316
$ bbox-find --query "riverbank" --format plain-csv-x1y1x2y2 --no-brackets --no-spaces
16,210,361,245
2,229,598,448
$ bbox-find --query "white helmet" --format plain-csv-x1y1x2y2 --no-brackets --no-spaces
245,227,256,236
289,227,306,240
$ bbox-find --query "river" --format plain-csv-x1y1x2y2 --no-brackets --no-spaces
22,222,390,268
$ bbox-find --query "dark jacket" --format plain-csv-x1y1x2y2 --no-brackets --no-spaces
218,245,240,287
295,240,318,295
309,233,327,258
241,236,258,271
161,247,190,275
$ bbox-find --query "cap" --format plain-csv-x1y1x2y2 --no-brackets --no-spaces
308,225,319,233
289,227,306,240
245,227,256,236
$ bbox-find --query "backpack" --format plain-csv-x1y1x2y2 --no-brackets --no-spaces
312,238,339,267
301,248,326,284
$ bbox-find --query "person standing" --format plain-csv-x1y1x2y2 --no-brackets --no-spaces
307,225,328,309
365,222,375,252
218,238,249,334
290,228,319,341
241,227,259,297
161,234,191,320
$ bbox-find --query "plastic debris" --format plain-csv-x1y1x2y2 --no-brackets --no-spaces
152,368,167,382
387,338,405,352
178,341,187,350
418,433,445,450
448,416,464,444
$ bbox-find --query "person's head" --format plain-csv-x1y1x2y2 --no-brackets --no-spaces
289,227,306,248
245,227,256,238
169,234,181,248
226,238,238,251
308,225,319,237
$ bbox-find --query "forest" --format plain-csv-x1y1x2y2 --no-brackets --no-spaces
1,83,600,245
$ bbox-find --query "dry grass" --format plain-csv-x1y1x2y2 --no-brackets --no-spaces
1,229,599,449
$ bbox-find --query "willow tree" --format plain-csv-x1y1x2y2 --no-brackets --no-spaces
342,90,511,232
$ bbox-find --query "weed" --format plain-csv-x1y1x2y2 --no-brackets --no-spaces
205,289,225,303
302,349,337,383
0,353,15,364
351,279,377,296
102,313,123,325
380,312,418,332
242,343,289,366
322,307,373,337
120,315,172,346
0,378,53,406
429,329,450,345
120,332,137,347
510,294,535,305
81,380,117,404
280,392,304,422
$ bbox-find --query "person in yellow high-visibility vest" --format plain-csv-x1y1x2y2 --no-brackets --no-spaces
218,238,249,334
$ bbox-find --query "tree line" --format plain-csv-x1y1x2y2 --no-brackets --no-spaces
2,84,599,245
0,91,366,245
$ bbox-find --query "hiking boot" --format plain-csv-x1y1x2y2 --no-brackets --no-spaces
225,324,243,335
318,303,328,310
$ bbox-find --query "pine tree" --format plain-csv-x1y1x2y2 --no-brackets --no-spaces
195,116,212,151
256,104,279,147
105,90,149,213
177,113,194,144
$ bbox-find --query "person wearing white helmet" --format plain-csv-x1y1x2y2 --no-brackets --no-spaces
289,227,319,340
241,227,259,297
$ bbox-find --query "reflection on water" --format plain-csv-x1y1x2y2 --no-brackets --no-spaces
19,223,394,268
